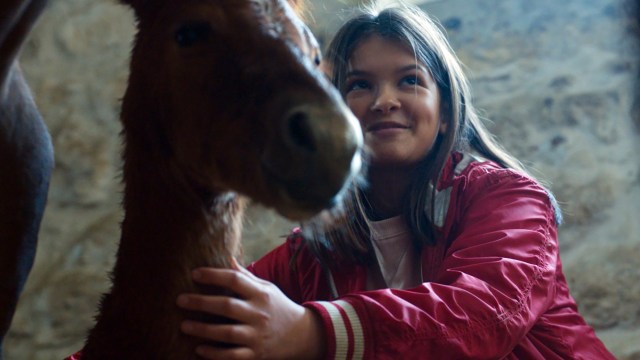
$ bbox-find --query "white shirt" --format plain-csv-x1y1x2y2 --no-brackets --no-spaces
368,216,422,290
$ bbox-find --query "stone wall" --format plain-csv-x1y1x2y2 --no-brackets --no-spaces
419,1,640,358
4,0,639,359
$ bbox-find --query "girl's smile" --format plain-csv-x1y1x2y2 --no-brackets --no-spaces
366,120,410,133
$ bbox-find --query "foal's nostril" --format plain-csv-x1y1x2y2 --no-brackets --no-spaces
287,111,317,152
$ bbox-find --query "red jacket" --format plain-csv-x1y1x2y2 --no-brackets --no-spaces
248,153,615,359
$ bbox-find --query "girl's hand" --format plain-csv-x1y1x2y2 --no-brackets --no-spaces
176,258,325,359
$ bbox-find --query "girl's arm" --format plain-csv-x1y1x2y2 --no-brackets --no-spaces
305,170,560,359
177,170,567,359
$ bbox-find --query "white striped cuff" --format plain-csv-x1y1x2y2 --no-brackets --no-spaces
316,300,365,360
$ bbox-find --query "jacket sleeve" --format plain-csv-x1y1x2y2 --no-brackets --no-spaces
304,169,560,359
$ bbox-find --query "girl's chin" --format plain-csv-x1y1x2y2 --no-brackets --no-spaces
367,156,421,169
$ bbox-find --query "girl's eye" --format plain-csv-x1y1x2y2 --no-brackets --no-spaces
345,79,370,92
400,75,421,86
175,22,212,48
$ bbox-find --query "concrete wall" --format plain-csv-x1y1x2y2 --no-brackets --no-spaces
4,0,639,358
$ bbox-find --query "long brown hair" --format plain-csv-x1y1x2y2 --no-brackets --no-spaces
301,3,561,266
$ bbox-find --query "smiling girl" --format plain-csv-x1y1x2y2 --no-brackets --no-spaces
176,4,615,359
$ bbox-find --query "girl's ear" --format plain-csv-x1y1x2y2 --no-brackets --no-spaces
439,120,447,134
439,101,449,134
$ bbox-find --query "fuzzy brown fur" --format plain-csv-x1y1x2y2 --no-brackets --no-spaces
76,0,359,358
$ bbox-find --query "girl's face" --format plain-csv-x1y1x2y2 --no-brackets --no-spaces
345,35,445,168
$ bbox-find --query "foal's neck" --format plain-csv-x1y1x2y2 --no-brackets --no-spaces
117,156,242,287
82,148,244,358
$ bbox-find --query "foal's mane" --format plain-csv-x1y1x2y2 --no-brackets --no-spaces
291,0,308,20
291,0,305,12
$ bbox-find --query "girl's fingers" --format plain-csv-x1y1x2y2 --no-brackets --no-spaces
195,345,255,360
177,294,259,324
180,321,254,346
191,266,263,299
230,257,256,279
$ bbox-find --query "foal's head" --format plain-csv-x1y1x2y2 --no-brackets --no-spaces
120,0,362,220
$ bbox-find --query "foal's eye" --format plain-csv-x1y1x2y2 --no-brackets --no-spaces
174,22,212,48
250,0,269,15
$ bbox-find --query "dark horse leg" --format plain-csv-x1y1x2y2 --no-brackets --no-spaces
0,0,53,358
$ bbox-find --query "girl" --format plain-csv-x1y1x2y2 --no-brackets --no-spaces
177,4,615,359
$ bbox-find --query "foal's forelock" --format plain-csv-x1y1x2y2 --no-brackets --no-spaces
119,0,306,20
119,0,316,65
270,0,320,66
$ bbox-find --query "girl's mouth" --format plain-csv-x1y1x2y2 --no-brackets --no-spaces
366,121,409,132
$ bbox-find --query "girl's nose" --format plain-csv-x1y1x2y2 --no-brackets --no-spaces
371,85,401,114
